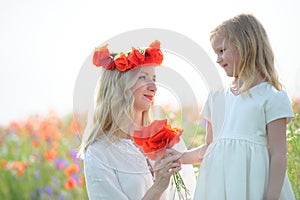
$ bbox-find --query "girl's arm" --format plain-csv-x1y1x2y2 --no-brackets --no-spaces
264,118,288,200
180,121,213,165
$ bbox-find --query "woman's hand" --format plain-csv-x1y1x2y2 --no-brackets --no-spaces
153,151,182,193
142,150,181,200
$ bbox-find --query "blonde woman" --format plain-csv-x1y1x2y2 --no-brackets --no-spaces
180,14,295,199
78,41,184,200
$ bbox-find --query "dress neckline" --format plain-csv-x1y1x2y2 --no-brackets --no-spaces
228,81,268,96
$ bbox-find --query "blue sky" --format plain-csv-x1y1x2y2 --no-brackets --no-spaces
0,0,299,125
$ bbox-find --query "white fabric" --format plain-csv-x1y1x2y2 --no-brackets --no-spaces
195,82,295,200
84,135,196,200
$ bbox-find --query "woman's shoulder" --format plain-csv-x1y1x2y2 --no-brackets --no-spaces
85,135,150,173
86,135,141,158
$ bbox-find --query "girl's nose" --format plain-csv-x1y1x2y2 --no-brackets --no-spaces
216,55,222,63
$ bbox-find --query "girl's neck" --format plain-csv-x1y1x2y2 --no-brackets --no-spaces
230,75,265,95
231,75,265,88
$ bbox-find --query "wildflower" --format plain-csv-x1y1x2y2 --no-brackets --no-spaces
64,176,77,189
44,185,54,195
64,163,80,176
44,148,58,161
7,160,29,176
1,160,8,168
55,158,68,170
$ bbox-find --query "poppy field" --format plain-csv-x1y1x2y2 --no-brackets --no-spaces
0,99,299,199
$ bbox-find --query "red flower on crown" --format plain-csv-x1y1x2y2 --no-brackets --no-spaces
144,40,164,66
92,44,115,70
92,40,163,71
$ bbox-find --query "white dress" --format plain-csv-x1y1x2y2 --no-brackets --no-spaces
84,135,196,200
194,82,295,200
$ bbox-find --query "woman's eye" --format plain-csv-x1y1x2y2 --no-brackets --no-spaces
152,78,156,82
220,49,225,53
138,76,146,80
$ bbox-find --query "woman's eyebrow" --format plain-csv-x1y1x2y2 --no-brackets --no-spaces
141,71,156,78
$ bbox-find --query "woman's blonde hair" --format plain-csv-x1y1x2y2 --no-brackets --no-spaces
78,67,151,157
210,13,282,93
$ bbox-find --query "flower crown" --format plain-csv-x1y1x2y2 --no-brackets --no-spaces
92,40,164,71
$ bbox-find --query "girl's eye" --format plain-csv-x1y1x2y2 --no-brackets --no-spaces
152,78,156,82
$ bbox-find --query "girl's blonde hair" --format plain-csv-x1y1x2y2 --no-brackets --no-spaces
210,13,282,93
78,67,151,158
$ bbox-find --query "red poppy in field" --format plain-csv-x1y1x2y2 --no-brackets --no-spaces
44,148,58,161
64,163,80,176
64,176,77,189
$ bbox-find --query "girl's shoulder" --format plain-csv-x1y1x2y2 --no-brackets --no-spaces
246,82,288,99
260,82,290,99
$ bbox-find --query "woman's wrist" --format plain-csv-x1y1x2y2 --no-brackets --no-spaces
142,184,163,200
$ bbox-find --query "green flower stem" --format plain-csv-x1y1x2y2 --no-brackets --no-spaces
172,172,190,200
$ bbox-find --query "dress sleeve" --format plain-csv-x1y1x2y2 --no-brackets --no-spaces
84,150,129,200
200,93,211,122
265,90,294,124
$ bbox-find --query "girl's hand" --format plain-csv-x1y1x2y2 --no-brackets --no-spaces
166,148,183,163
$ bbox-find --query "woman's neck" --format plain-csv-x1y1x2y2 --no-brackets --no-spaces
133,111,143,126
115,112,143,140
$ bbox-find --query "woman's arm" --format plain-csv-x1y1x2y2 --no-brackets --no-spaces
180,121,213,165
264,118,288,200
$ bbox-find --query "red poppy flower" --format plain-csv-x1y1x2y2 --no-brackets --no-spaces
64,176,77,189
127,47,145,69
64,163,80,176
133,119,183,160
144,48,164,66
93,44,115,70
133,119,190,198
115,53,130,71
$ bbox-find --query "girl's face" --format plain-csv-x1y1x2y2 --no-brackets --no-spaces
131,66,157,112
211,34,240,77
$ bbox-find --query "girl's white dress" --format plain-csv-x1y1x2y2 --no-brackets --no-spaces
84,135,196,200
194,82,295,200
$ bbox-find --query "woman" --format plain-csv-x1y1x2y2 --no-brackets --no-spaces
77,41,183,200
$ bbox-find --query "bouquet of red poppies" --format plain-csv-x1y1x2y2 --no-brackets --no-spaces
133,119,190,200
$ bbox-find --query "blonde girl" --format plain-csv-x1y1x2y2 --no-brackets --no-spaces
180,13,295,200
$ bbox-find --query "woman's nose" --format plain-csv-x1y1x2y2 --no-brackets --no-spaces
147,81,157,93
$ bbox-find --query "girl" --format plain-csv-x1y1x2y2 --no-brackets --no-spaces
180,14,295,200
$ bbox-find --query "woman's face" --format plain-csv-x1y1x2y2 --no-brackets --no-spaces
131,66,157,112
211,34,240,77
